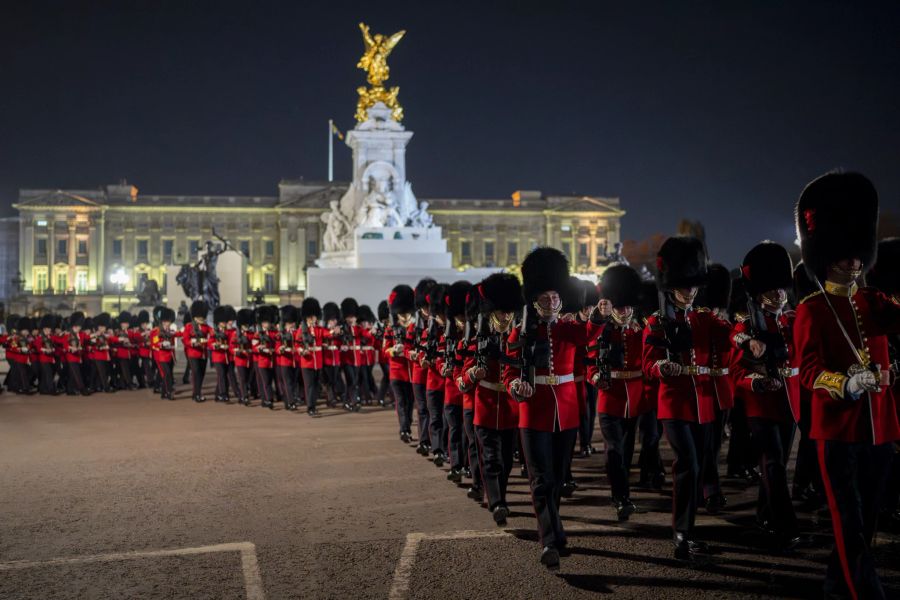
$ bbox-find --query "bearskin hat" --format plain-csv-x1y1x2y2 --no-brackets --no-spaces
256,305,278,325
388,284,415,315
137,310,150,325
476,273,524,315
796,171,879,282
39,314,55,330
521,246,570,302
447,281,471,320
6,314,20,331
340,298,359,319
465,287,481,324
698,263,732,310
190,300,208,320
599,264,643,308
182,311,192,325
637,281,659,320
741,242,793,297
213,305,232,325
236,308,255,328
280,305,298,324
82,317,94,331
561,276,586,314
322,301,341,322
94,312,111,329
129,314,140,328
358,304,376,324
69,311,85,328
582,279,600,308
377,300,389,321
117,311,133,325
868,237,900,295
301,297,322,320
427,284,448,318
414,278,436,310
154,306,175,325
655,236,708,290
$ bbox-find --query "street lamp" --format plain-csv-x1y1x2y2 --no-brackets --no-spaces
110,268,129,312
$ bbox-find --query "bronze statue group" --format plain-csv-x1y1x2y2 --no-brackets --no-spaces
2,171,898,598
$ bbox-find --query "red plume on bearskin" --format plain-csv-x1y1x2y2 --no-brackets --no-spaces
740,242,793,297
414,278,436,310
388,284,415,315
446,280,471,319
599,264,642,308
521,246,569,302
427,284,448,319
655,236,708,291
795,171,879,282
868,237,900,296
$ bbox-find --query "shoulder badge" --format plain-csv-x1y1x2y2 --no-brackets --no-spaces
798,290,823,305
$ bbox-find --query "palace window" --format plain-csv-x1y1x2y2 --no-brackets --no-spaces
57,239,68,257
56,271,67,293
34,269,48,293
307,239,317,257
36,238,47,257
507,241,518,264
137,240,149,262
460,241,472,263
264,240,275,259
112,239,122,259
188,240,200,259
578,242,589,265
484,241,495,267
75,271,88,293
264,272,275,293
561,242,572,260
162,240,174,263
596,243,607,265
240,240,251,259
77,239,88,256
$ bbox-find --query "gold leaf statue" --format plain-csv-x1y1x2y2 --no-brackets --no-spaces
355,23,406,123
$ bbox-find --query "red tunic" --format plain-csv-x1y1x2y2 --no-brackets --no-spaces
208,328,231,364
794,287,900,444
587,319,645,418
406,322,428,385
384,324,412,382
62,332,87,363
86,332,111,362
182,322,212,360
338,324,364,367
252,329,277,369
322,329,342,368
731,311,800,423
642,308,733,424
108,330,133,360
32,334,57,364
463,336,519,430
229,329,254,368
274,328,298,367
151,327,176,363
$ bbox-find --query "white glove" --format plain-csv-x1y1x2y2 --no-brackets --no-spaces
658,360,683,378
845,370,879,400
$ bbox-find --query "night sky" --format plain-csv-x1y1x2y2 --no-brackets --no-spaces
1,1,898,266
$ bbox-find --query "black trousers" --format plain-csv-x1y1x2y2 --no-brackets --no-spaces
213,362,231,400
376,363,391,402
155,360,174,398
235,365,251,401
444,403,464,470
413,382,429,446
638,410,665,481
464,409,482,486
342,364,360,405
580,383,598,450
599,413,637,501
426,388,445,453
142,357,156,390
663,419,710,538
275,365,297,408
794,397,824,499
91,360,111,392
38,362,56,394
361,365,376,401
322,365,343,405
476,426,515,510
301,368,321,410
519,427,577,548
66,361,88,394
188,358,206,398
819,440,893,599
748,417,798,536
391,379,414,434
727,396,753,473
255,365,274,406
131,357,144,388
117,357,133,389
702,407,728,499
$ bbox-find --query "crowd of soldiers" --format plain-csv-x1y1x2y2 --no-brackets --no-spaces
2,170,898,597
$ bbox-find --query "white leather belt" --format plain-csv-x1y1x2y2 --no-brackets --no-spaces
779,367,799,378
533,373,574,385
610,370,643,380
683,365,710,376
324,345,338,350
478,380,505,392
305,346,323,352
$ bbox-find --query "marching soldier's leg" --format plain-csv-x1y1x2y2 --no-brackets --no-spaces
463,408,482,496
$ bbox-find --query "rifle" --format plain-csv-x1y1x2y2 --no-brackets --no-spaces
474,313,491,373
745,296,789,379
300,321,315,348
518,305,536,388
424,316,440,363
647,290,691,362
279,323,294,356
388,311,405,353
586,326,613,387
440,316,455,375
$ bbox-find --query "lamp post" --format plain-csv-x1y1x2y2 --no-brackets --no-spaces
110,268,129,312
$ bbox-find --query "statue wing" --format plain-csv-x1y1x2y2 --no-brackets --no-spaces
384,30,405,55
359,23,375,49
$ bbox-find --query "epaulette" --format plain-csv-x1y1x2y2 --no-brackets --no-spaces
798,290,823,305
694,307,710,313
733,312,749,323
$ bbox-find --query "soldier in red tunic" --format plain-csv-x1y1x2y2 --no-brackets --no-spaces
64,312,89,396
321,302,344,407
338,298,364,412
182,301,211,403
793,171,900,599
504,247,596,570
210,305,236,403
275,305,299,411
151,306,177,400
589,264,645,521
732,241,802,551
33,314,58,395
252,305,278,410
643,236,734,561
437,281,471,482
577,278,601,458
374,301,393,406
230,308,256,406
385,284,416,442
109,311,135,390
409,279,436,452
297,297,325,416
421,283,448,463
87,313,113,393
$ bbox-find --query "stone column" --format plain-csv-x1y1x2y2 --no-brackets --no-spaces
21,218,34,291
68,221,77,291
47,219,55,292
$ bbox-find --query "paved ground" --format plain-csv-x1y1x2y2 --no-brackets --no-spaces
0,372,898,599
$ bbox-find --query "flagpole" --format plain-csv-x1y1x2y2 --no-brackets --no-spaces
328,119,334,182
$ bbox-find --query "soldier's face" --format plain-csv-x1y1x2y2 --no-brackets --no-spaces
120,322,129,330
490,310,514,332
346,316,357,326
612,306,634,323
830,258,863,282
42,327,51,335
306,317,318,327
759,289,788,312
673,287,698,307
534,291,562,319
434,314,444,327
72,326,81,333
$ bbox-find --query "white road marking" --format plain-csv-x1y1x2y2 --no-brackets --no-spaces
388,532,424,600
0,541,265,600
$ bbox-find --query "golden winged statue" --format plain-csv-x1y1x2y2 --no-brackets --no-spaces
355,23,406,123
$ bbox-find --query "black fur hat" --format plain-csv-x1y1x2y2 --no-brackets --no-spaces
699,263,733,309
562,276,586,314
447,281,471,320
280,305,298,324
94,312,111,329
358,304,376,324
741,242,793,297
183,311,192,325
414,278,436,310
154,306,175,324
521,246,569,302
868,237,900,295
476,273,524,315
388,284,415,315
137,310,150,325
6,314,20,331
655,236,708,290
377,300,389,321
340,297,359,319
213,305,232,325
39,314,55,330
600,264,643,308
190,300,208,320
637,281,658,319
129,315,140,328
581,279,600,308
69,311,85,328
237,308,255,328
117,311,133,326
427,284,448,319
82,317,94,331
301,297,322,320
796,171,879,282
256,305,278,325
17,317,34,331
322,302,341,322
